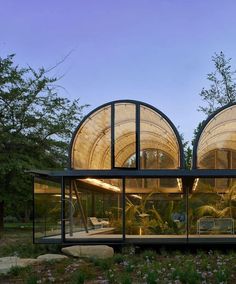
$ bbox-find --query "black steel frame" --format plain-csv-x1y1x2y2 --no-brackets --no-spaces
192,102,236,168
32,170,236,245
68,99,185,170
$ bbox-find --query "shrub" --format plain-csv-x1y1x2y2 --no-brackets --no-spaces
4,216,18,223
8,265,27,276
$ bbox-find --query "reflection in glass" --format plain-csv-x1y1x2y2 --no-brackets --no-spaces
197,105,236,168
199,149,236,190
71,105,111,169
64,179,123,241
114,103,136,167
34,177,61,243
125,178,186,237
189,178,236,236
140,105,180,169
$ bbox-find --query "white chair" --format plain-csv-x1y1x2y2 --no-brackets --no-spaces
89,217,109,229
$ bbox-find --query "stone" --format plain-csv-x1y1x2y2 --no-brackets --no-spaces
61,245,114,259
37,254,68,261
0,256,39,275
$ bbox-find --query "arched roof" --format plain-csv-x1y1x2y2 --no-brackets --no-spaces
69,100,184,169
193,103,236,168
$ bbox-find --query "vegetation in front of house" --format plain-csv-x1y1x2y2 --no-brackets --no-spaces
1,241,236,284
1,230,236,283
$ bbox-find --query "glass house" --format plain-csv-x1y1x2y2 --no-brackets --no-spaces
31,100,236,244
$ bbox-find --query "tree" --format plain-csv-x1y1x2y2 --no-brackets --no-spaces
198,51,236,116
0,54,88,231
192,52,236,149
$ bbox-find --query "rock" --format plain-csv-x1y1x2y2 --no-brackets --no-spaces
37,254,68,261
0,256,38,275
18,258,39,266
0,257,18,274
61,245,114,259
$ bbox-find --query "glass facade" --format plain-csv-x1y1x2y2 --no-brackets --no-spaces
71,105,111,169
34,177,62,243
114,103,136,168
197,105,236,169
140,105,180,168
64,178,123,241
33,101,236,244
125,178,186,238
189,178,236,237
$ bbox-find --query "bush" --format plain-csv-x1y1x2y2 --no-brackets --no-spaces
71,270,91,284
4,216,18,223
8,265,28,276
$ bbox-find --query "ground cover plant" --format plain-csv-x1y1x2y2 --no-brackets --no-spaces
1,228,236,283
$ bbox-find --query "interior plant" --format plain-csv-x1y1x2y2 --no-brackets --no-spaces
196,182,236,219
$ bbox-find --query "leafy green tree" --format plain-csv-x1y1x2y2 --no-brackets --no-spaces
193,52,236,147
0,54,88,230
179,132,192,169
198,51,236,116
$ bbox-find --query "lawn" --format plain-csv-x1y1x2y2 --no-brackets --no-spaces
0,225,236,283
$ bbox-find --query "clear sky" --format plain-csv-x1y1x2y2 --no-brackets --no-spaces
1,0,236,142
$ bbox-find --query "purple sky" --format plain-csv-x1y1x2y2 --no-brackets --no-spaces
1,0,236,142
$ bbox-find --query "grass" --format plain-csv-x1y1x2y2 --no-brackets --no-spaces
1,227,236,283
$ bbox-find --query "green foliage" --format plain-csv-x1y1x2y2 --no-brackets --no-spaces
91,258,111,270
179,132,192,169
125,193,186,235
198,51,236,116
140,249,157,260
171,263,200,284
0,54,88,223
120,273,132,284
2,230,236,284
113,253,126,264
215,269,230,283
194,52,236,145
0,239,61,258
196,183,236,219
25,274,38,284
146,271,158,284
71,270,87,284
8,265,30,276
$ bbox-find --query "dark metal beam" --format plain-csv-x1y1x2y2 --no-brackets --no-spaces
29,169,236,178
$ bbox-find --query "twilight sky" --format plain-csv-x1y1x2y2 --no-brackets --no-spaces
1,0,236,142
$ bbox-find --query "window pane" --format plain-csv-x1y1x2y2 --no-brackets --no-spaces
189,178,236,237
140,149,175,169
140,105,180,169
34,177,61,243
125,178,186,237
64,178,123,241
197,105,236,168
71,105,111,169
114,103,136,168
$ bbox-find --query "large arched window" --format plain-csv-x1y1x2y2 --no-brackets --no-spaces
70,100,184,170
194,104,236,169
193,104,236,192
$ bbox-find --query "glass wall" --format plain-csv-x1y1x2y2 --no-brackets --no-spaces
64,178,123,241
114,103,136,168
125,178,186,238
197,105,236,169
71,105,111,169
140,105,180,168
189,178,236,237
193,105,236,238
34,176,61,243
70,101,183,170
